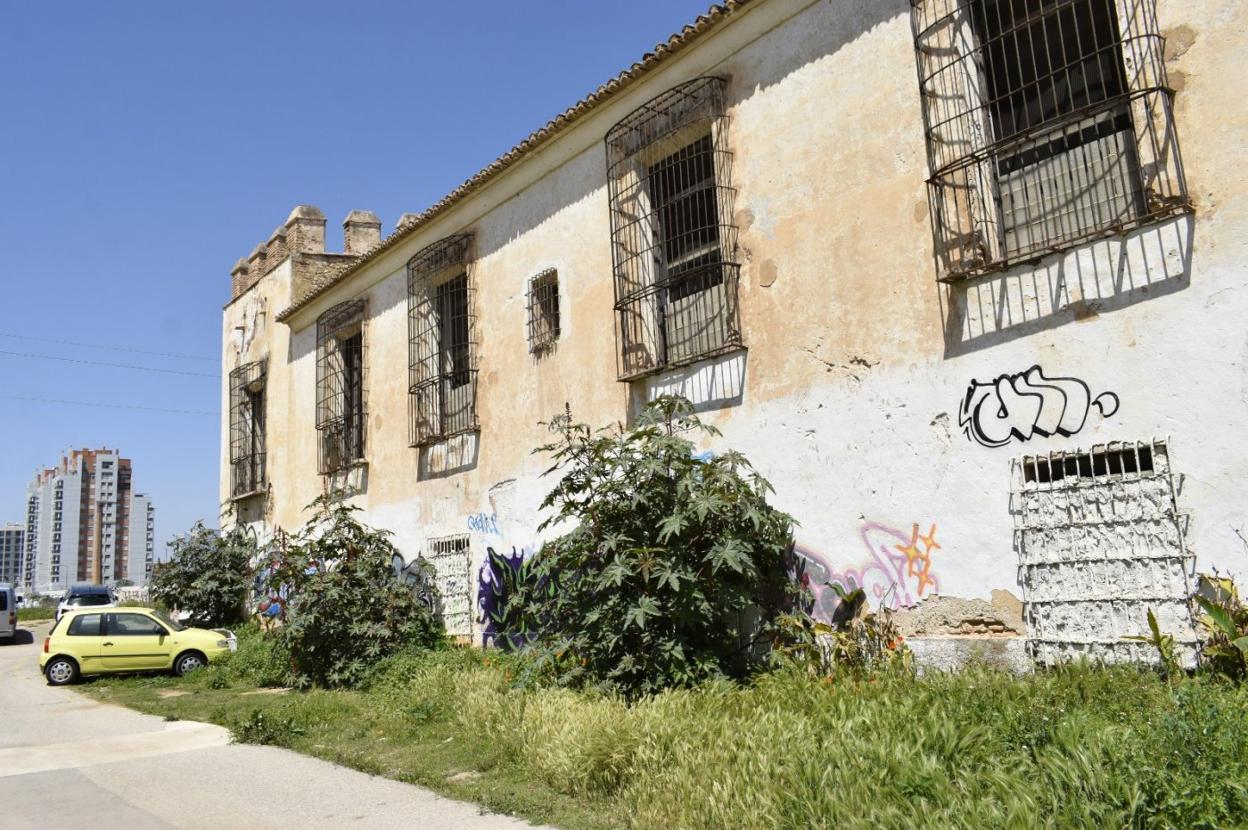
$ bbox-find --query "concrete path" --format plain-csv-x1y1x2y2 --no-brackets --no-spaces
0,620,549,829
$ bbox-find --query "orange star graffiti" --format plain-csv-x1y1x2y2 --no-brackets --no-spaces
894,523,940,597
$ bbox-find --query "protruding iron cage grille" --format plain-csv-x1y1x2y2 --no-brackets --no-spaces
526,268,561,354
315,299,367,475
407,234,478,447
910,0,1189,282
229,359,268,497
605,76,741,381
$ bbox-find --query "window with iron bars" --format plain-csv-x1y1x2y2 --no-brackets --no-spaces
229,359,267,497
407,234,478,446
911,0,1189,282
606,76,742,381
315,299,367,475
527,268,560,354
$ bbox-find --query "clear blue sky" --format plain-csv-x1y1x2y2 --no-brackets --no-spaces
0,0,716,553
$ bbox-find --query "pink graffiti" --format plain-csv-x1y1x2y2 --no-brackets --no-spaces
796,522,941,621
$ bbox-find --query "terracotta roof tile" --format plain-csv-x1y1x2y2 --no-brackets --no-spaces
275,0,752,323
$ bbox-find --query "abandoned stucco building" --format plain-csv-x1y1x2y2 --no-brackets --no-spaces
221,0,1247,665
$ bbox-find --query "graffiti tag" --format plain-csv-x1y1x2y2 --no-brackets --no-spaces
959,365,1119,448
467,512,502,537
796,521,941,620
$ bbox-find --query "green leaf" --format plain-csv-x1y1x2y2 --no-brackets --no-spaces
1197,595,1239,639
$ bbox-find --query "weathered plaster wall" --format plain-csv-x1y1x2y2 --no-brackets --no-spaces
223,0,1248,647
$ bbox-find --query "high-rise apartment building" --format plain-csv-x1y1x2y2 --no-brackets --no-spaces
23,448,155,595
0,523,24,585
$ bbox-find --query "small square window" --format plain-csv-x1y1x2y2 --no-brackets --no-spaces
527,269,561,354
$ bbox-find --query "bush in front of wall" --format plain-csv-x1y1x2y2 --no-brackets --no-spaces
268,499,444,688
508,395,800,697
150,521,255,627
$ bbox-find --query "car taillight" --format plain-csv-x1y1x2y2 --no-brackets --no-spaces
43,637,50,653
7,612,12,626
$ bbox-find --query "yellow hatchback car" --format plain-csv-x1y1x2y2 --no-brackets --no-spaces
40,607,236,686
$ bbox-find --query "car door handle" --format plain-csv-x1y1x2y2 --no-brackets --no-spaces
103,641,114,646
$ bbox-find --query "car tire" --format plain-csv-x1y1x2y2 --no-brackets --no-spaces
45,656,79,686
173,650,207,677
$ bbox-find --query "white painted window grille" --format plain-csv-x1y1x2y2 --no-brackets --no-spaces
425,534,472,636
910,0,1189,282
1011,439,1197,666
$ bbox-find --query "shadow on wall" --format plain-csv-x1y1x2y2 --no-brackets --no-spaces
940,214,1194,357
628,350,747,422
418,432,480,480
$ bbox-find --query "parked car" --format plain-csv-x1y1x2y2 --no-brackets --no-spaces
55,584,116,621
40,607,236,686
0,583,16,643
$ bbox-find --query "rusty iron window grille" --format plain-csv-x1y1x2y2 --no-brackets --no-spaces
407,234,478,446
315,299,367,475
605,76,742,381
911,0,1190,282
229,359,267,497
527,268,561,354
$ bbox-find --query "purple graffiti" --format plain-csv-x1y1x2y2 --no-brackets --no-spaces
796,521,941,621
477,545,527,647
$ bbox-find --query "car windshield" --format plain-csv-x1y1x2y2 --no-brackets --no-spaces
151,609,186,632
73,594,113,606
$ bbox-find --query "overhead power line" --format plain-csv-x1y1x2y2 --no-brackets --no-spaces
0,394,217,416
0,349,219,378
0,332,217,362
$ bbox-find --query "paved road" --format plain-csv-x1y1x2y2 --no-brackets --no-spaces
0,620,548,830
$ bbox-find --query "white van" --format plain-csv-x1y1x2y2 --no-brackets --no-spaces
0,583,16,643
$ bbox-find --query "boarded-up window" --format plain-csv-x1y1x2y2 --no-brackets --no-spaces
1011,440,1198,666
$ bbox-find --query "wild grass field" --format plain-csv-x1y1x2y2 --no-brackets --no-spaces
82,626,1248,830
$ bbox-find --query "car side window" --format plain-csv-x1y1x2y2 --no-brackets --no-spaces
67,614,104,636
110,613,168,637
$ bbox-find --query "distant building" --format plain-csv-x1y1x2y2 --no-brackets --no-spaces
0,523,23,585
24,448,155,595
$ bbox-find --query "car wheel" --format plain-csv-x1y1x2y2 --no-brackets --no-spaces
174,651,207,677
45,657,79,686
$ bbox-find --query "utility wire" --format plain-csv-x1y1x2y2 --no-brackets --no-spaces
0,394,217,416
0,349,219,378
0,332,217,362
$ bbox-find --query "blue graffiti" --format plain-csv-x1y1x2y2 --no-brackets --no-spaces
467,512,502,536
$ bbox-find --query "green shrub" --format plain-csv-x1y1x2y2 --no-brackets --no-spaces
267,500,444,688
16,606,56,621
231,708,304,747
509,396,798,696
150,521,255,627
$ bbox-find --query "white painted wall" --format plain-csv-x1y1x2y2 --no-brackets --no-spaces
224,0,1248,647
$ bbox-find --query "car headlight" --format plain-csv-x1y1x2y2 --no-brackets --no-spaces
215,639,229,648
